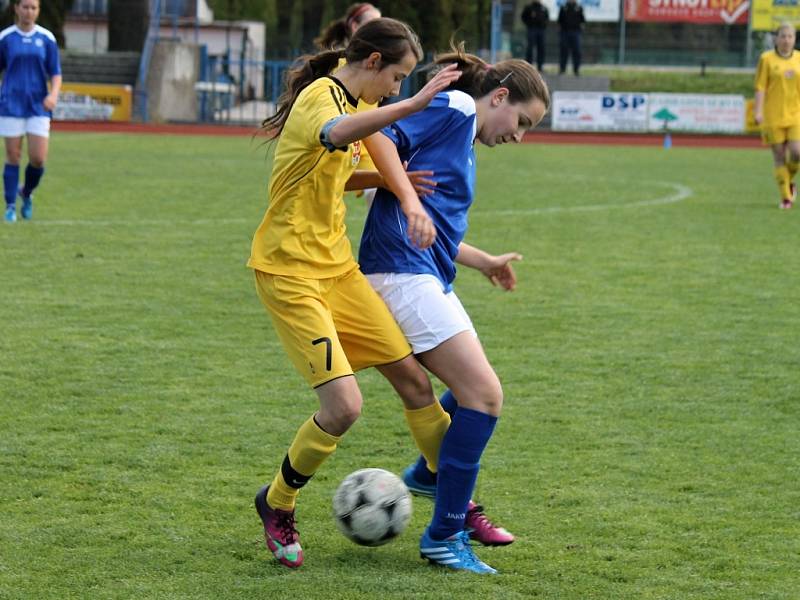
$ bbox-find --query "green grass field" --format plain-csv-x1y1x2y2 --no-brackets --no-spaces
1,132,798,599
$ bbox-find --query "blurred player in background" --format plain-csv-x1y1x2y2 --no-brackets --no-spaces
0,0,61,223
248,18,462,570
360,47,549,574
316,3,384,206
754,22,800,210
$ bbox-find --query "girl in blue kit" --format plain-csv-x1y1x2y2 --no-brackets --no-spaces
0,0,61,223
360,48,549,574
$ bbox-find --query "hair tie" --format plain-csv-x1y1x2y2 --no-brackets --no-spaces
346,4,373,28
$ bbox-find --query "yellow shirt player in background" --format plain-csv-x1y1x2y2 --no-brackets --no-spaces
248,18,462,570
754,22,800,209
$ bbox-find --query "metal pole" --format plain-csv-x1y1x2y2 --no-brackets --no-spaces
745,0,754,67
490,0,502,64
618,0,626,64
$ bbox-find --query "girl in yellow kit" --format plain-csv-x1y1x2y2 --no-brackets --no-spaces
754,22,800,209
247,18,461,569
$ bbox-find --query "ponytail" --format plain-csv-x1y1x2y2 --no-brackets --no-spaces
432,43,551,111
261,48,344,135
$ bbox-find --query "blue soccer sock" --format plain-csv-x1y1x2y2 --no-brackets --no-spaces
4,163,19,207
411,389,459,485
428,407,497,541
22,164,44,198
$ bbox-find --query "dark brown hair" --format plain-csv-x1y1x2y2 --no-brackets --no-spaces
315,3,379,50
432,43,550,111
263,18,422,136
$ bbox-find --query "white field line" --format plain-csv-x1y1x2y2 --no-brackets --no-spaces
471,181,692,217
18,182,692,227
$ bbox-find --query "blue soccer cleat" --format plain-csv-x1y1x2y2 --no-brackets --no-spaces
4,205,16,223
402,464,436,498
420,528,497,574
20,196,32,220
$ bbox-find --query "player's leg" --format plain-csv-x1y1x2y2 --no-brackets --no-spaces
2,126,23,223
20,123,49,220
330,268,451,477
415,332,503,573
558,31,568,74
766,128,792,209
252,270,360,568
785,132,800,208
403,387,513,546
404,389,458,496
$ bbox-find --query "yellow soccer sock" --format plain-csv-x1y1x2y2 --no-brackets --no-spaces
404,402,451,474
775,165,792,200
787,159,800,185
266,415,341,511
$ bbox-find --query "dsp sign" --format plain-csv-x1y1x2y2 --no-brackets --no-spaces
552,92,649,132
625,0,750,23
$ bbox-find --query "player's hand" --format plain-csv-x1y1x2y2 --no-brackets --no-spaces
400,196,436,249
409,63,461,111
754,111,764,125
43,93,58,111
404,161,436,197
480,252,522,291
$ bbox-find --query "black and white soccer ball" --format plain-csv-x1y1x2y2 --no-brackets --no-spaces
332,468,412,546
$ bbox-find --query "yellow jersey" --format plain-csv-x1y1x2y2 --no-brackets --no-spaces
248,76,362,278
755,49,800,128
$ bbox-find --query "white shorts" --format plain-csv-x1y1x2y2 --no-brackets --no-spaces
0,116,51,138
365,272,477,354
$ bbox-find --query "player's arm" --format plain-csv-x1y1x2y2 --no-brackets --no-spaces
345,170,383,191
345,167,435,196
325,64,460,148
363,131,436,249
44,74,61,111
456,242,522,291
754,57,767,125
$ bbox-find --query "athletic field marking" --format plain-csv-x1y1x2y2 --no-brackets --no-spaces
23,217,250,227
471,181,692,217
20,182,691,227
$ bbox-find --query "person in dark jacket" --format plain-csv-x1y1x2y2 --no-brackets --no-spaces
521,0,549,72
558,0,585,75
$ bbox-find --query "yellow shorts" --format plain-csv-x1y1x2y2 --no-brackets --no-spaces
254,266,412,388
761,124,800,145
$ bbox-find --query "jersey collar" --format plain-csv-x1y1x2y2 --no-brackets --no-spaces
327,76,359,109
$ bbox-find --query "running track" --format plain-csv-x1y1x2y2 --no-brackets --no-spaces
52,121,763,149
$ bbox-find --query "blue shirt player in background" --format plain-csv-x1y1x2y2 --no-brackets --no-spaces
360,47,549,573
0,0,61,223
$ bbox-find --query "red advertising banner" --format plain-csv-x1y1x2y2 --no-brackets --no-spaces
625,0,750,24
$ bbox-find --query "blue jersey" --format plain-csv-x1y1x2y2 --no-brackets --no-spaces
359,90,477,292
0,25,61,118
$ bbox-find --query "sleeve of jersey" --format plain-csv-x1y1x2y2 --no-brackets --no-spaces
755,56,768,92
46,38,61,76
379,96,455,154
300,81,350,151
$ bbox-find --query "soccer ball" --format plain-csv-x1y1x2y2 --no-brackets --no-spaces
332,468,412,546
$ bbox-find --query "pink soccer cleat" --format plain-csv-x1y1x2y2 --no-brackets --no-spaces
255,485,304,568
465,500,515,546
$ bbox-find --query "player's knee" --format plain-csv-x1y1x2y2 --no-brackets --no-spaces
319,394,362,434
6,150,21,165
398,366,434,409
459,376,503,416
478,379,504,416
